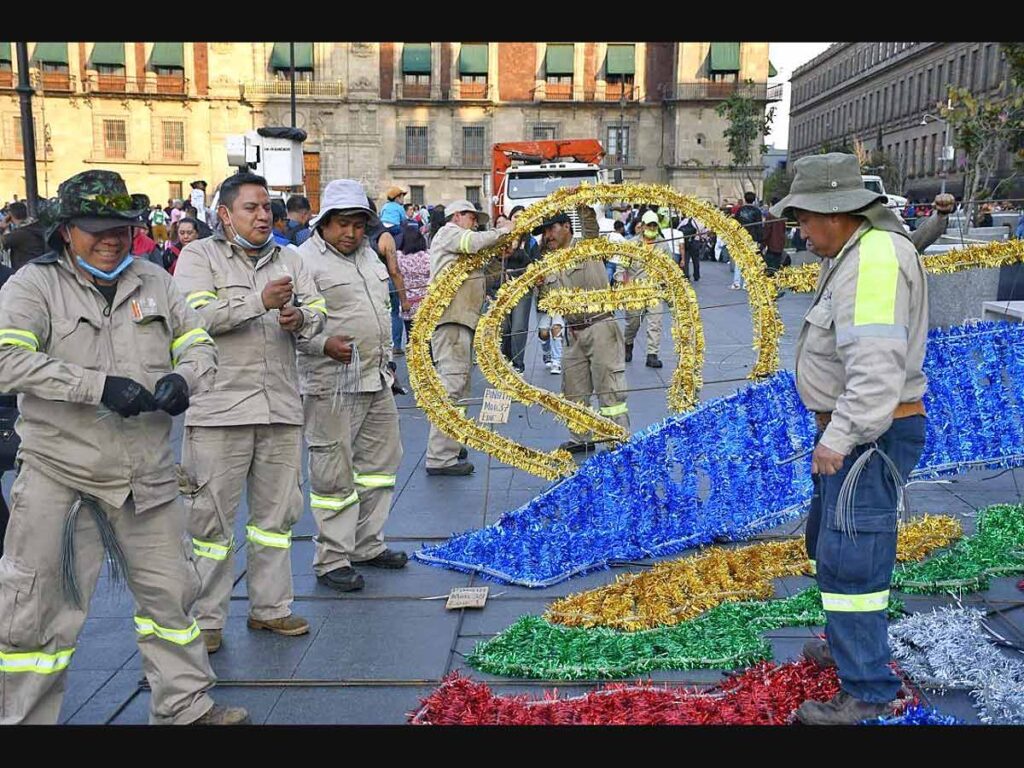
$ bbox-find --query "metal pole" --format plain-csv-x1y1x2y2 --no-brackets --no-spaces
941,119,949,195
289,42,297,128
14,43,39,218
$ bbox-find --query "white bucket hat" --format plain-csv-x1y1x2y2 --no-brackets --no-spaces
309,179,380,230
444,199,490,226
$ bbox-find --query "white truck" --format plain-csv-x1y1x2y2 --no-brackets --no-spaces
862,174,908,214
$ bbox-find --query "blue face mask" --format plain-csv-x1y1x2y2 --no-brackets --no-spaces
223,209,272,250
76,253,134,281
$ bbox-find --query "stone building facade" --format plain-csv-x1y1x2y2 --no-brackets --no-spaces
788,42,1016,199
0,42,780,211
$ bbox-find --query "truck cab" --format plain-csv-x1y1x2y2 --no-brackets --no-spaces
862,174,908,213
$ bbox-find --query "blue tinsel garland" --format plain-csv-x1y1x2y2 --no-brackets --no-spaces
416,321,1024,587
863,704,962,726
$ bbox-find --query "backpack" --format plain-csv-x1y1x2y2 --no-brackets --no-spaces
735,205,764,244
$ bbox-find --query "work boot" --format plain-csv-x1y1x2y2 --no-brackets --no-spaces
359,548,409,569
427,462,475,476
559,440,597,455
317,566,365,592
201,629,222,654
191,704,251,725
802,639,836,669
794,691,894,725
624,342,634,362
246,613,310,637
645,354,663,369
458,446,468,460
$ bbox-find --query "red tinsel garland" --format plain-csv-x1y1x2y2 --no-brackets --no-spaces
412,660,863,725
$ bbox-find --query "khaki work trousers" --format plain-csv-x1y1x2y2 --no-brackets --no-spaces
182,424,303,630
563,319,630,443
303,384,402,575
624,301,664,357
0,464,215,725
426,323,473,469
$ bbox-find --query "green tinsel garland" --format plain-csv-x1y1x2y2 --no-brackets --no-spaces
893,504,1024,593
468,587,904,680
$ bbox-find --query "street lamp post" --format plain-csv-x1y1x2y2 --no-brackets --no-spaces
921,104,951,195
14,43,38,217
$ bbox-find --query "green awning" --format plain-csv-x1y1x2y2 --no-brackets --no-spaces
0,44,11,64
91,42,125,67
270,42,313,70
150,42,184,68
402,43,432,74
459,43,488,75
606,44,635,75
769,60,778,78
546,43,574,75
709,42,740,72
32,42,68,65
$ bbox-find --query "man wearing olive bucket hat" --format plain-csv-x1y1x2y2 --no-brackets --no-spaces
773,153,928,725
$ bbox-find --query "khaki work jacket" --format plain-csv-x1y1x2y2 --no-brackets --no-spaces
795,208,928,456
296,231,393,394
174,233,324,427
429,222,503,330
0,250,217,513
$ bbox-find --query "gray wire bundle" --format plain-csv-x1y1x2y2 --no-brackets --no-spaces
60,495,128,609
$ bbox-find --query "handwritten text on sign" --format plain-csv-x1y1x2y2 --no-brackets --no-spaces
478,389,512,424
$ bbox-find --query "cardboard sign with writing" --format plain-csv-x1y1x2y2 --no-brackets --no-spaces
478,388,512,424
445,586,489,610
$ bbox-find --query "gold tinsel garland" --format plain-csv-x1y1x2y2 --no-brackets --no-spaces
477,238,704,418
544,514,963,631
409,183,747,477
774,239,1024,294
538,282,666,314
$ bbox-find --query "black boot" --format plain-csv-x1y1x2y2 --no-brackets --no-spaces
624,342,633,363
645,354,663,369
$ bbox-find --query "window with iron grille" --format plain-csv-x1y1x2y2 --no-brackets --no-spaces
405,126,428,165
465,186,481,208
462,125,484,167
155,66,183,78
103,119,127,159
532,125,556,141
410,185,425,206
161,120,185,161
404,74,430,86
607,125,629,164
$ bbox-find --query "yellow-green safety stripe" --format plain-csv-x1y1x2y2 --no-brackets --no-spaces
853,230,899,327
0,328,40,351
600,402,628,417
186,290,217,309
0,647,75,674
458,231,473,254
820,589,890,612
134,616,200,646
310,490,360,511
808,558,817,576
171,328,214,365
192,537,231,561
306,297,328,316
245,525,292,549
354,473,396,488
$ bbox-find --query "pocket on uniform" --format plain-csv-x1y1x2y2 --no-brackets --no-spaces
804,303,833,329
824,506,897,534
135,314,173,370
0,558,41,648
307,441,350,495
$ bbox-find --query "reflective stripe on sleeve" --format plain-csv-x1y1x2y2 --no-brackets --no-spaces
171,328,214,365
853,230,899,327
186,291,217,309
0,328,40,351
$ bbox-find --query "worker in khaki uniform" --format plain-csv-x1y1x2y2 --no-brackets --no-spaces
772,154,928,725
425,201,511,476
174,172,326,654
535,212,630,455
0,171,247,725
296,180,408,593
622,210,671,369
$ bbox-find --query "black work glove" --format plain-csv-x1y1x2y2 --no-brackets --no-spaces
101,376,158,418
153,373,190,416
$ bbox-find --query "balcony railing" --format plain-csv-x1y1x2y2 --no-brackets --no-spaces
544,83,573,101
457,81,488,100
397,81,432,100
665,81,783,102
82,74,190,97
36,71,75,92
241,79,345,99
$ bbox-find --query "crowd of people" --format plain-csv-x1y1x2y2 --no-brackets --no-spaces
0,157,1023,727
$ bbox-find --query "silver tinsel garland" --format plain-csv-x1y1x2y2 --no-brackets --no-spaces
889,606,1024,724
